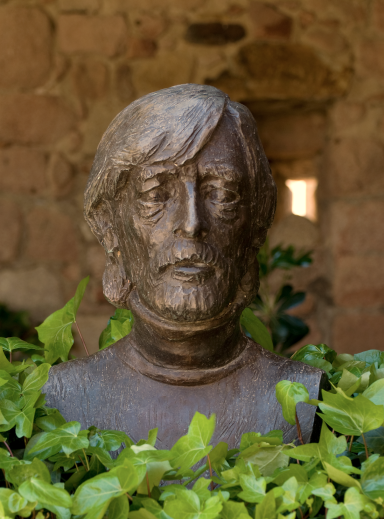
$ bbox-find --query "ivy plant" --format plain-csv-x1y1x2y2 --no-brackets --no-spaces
0,278,383,519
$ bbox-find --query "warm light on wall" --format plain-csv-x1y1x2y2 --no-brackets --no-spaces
285,178,318,221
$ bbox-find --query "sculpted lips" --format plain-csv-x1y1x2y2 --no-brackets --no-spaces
171,261,215,282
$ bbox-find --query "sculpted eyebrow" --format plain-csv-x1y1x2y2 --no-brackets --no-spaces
199,164,241,182
139,166,177,182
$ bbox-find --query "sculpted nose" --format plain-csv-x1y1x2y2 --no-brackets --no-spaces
175,181,207,239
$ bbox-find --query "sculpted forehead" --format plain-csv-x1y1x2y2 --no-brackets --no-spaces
197,111,248,182
133,110,249,185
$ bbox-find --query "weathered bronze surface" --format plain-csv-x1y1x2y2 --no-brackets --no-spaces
44,84,325,447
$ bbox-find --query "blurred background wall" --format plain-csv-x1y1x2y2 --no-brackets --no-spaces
0,0,383,355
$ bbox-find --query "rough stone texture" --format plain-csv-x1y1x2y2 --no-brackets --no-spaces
58,15,127,57
334,256,384,307
71,59,108,101
0,148,47,195
330,200,384,257
59,0,99,12
209,42,352,101
0,94,76,146
0,0,383,354
0,267,63,322
26,207,79,263
249,3,293,40
185,23,246,45
256,111,326,160
0,200,22,264
333,313,384,354
0,6,52,90
269,214,319,249
324,139,384,196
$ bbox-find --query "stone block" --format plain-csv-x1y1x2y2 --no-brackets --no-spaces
131,52,194,98
71,59,108,100
249,3,293,40
0,94,76,146
356,39,384,77
256,111,326,160
333,313,384,354
330,199,384,257
58,15,127,57
47,155,74,198
26,207,79,263
115,64,135,103
334,256,384,307
86,245,106,280
185,23,245,45
373,0,384,31
59,0,99,12
209,42,352,101
269,213,319,249
0,267,63,322
131,12,166,39
0,199,22,263
127,38,157,59
324,139,384,196
0,148,47,195
0,6,52,89
302,26,347,55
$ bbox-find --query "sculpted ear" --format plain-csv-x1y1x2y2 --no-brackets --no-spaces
85,202,132,309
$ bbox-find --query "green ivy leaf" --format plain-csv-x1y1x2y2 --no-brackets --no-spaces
0,398,36,438
108,494,129,519
29,421,89,458
35,409,66,432
361,457,384,500
37,277,89,364
22,363,50,394
7,492,29,514
163,489,222,519
0,337,44,354
275,380,310,425
89,428,133,451
354,349,384,367
99,309,134,350
325,487,371,519
240,309,274,352
255,489,276,519
170,412,215,474
362,379,384,408
318,389,384,436
220,500,251,519
7,457,50,488
72,462,140,515
241,445,291,477
357,426,384,455
323,462,361,490
18,477,72,509
291,344,336,372
73,276,89,317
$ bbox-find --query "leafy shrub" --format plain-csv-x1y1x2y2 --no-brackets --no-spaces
0,279,383,519
251,241,313,353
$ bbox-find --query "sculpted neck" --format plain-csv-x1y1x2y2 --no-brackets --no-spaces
127,290,247,370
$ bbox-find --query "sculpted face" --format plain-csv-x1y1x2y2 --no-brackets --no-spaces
117,113,253,322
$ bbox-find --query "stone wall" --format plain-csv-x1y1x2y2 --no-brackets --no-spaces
0,0,383,355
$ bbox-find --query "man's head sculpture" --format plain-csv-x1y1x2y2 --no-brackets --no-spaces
84,84,276,325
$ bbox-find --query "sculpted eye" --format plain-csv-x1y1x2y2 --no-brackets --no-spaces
208,188,239,204
140,186,170,204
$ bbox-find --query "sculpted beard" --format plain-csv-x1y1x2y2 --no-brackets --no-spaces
136,238,239,322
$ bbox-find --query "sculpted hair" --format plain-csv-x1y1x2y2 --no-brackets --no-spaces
83,83,276,308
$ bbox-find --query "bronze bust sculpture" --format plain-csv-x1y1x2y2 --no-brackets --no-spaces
44,84,325,447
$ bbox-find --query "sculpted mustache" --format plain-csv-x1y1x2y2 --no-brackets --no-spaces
151,240,223,273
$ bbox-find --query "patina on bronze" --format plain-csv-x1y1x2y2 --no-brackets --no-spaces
44,84,326,448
